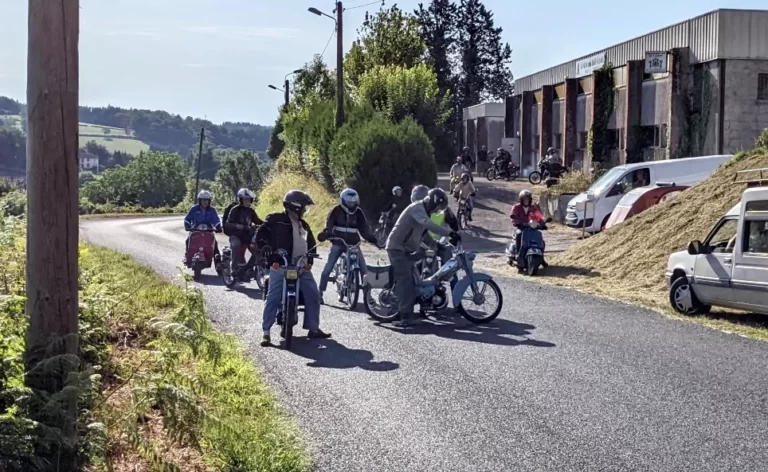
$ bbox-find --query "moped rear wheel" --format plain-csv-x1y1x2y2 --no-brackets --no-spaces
364,286,399,322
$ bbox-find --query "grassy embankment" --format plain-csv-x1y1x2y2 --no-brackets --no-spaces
0,217,310,471
527,150,768,340
256,172,337,235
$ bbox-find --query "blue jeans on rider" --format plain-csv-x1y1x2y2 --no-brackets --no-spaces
262,268,321,335
319,244,368,292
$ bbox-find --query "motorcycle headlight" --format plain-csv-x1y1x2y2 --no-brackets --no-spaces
349,253,358,261
426,250,435,257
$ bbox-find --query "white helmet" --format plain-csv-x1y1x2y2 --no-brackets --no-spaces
237,188,255,202
340,188,360,214
392,186,402,196
519,189,533,204
197,190,213,201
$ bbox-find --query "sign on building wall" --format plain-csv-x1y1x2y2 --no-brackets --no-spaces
644,51,667,73
576,52,606,77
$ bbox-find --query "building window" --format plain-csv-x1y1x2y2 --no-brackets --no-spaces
610,128,625,150
552,133,562,151
759,74,768,100
577,131,588,150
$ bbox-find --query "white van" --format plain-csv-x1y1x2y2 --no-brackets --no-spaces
565,155,733,233
666,169,768,315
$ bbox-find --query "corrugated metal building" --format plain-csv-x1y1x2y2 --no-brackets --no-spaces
506,9,768,173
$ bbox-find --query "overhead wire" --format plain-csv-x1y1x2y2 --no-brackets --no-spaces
320,26,336,58
345,0,383,10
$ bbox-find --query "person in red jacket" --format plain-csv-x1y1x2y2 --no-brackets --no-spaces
510,189,545,261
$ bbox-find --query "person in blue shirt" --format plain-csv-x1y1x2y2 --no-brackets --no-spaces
183,190,223,265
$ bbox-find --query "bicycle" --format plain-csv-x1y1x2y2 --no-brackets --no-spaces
328,238,363,310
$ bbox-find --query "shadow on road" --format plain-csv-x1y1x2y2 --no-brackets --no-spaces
474,200,506,215
544,265,601,279
380,313,555,348
700,310,768,330
292,338,400,371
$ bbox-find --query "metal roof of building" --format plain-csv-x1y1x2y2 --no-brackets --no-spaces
514,9,768,94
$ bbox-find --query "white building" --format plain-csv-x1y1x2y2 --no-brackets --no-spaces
79,151,100,172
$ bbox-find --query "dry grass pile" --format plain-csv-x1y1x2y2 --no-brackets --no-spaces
540,171,592,199
256,171,337,235
547,150,768,309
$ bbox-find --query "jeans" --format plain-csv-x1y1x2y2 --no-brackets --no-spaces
387,249,416,315
229,235,250,266
319,244,368,292
262,268,321,334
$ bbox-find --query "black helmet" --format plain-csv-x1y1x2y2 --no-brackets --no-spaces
283,190,314,217
424,188,449,214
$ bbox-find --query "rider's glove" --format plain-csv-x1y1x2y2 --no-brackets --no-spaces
215,227,223,233
317,230,329,242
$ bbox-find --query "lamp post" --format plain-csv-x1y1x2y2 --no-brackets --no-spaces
308,2,343,128
268,69,302,106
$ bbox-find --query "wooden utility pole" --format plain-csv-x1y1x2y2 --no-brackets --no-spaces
284,78,290,106
25,0,80,451
195,127,205,196
335,1,344,128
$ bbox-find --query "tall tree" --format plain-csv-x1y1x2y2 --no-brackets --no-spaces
214,150,270,198
345,4,426,87
455,0,514,110
267,108,286,160
291,55,336,110
415,0,458,95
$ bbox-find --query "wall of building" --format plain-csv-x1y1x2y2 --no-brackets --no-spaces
723,59,768,152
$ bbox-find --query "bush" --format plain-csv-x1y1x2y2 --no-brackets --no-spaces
756,128,768,150
329,115,436,206
79,171,97,188
82,151,188,208
0,191,25,217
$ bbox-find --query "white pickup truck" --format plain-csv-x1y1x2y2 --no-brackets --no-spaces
666,168,768,316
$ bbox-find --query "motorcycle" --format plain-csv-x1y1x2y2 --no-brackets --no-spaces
363,238,503,324
456,197,471,229
486,158,519,181
328,238,363,310
220,232,269,290
268,248,320,351
184,224,219,280
506,218,552,276
529,159,566,185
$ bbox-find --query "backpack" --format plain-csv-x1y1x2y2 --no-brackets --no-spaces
222,202,237,236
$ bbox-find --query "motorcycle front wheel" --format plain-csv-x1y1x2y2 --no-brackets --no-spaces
364,286,399,322
283,297,296,350
528,171,543,185
457,279,503,324
485,167,496,181
255,263,267,291
222,265,237,288
344,270,360,310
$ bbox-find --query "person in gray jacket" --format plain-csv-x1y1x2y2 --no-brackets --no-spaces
385,187,459,326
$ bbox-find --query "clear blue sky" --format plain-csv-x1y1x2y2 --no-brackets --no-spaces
0,0,765,125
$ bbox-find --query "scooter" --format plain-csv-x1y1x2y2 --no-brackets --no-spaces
184,224,220,280
506,218,552,276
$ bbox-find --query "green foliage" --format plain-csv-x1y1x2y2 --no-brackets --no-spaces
0,129,26,174
82,151,188,208
588,64,615,166
79,171,97,188
757,128,768,150
357,64,452,137
329,115,436,205
345,4,426,88
291,56,337,110
415,0,458,94
267,110,286,160
0,191,25,217
214,149,272,200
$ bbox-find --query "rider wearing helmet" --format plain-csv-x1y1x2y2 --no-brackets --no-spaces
411,185,430,203
453,173,477,221
224,188,263,270
386,188,460,326
255,190,330,346
381,185,406,225
183,190,223,264
510,189,545,270
317,188,378,304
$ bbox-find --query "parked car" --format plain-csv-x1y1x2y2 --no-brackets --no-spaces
666,168,768,316
567,154,733,233
604,183,689,230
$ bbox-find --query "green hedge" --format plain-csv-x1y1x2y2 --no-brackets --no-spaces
329,115,436,206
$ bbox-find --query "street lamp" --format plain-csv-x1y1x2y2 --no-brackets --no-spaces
267,84,283,92
268,69,302,106
308,2,344,128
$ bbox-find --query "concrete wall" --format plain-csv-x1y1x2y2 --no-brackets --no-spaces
723,59,768,152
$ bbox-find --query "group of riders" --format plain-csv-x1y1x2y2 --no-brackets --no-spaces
182,151,546,346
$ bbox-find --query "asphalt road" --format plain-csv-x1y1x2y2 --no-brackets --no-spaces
81,214,768,472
